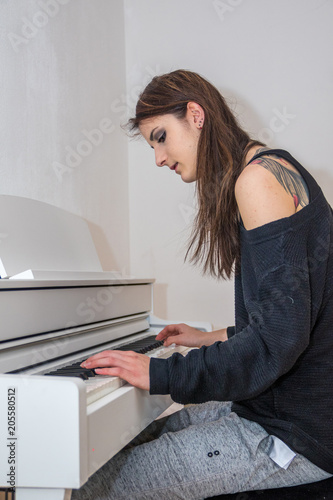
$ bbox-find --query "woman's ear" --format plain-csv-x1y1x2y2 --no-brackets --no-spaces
187,102,205,129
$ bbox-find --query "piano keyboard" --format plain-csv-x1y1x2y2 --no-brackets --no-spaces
25,333,190,405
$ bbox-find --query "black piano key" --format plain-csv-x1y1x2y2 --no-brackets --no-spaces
55,367,96,377
54,366,96,374
113,336,164,353
43,336,165,381
45,372,88,380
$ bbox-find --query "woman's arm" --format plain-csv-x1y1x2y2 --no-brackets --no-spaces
79,325,228,392
150,264,312,403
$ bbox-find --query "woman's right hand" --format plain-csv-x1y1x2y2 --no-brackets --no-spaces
155,323,228,348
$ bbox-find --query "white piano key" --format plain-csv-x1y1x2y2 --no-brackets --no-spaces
85,376,125,405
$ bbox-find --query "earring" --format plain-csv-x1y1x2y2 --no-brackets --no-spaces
199,119,203,129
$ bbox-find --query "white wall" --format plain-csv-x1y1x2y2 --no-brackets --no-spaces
0,0,130,272
1,1,332,331
125,0,333,329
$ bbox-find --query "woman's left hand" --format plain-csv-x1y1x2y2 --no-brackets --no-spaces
81,350,150,391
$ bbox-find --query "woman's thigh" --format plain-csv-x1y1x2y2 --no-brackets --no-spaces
130,401,233,445
70,409,263,499
71,405,331,500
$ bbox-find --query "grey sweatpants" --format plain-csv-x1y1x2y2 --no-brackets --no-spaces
71,401,332,500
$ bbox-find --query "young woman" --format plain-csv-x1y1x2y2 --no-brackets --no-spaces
73,70,333,499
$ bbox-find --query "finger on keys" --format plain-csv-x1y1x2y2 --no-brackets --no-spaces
155,324,179,341
81,352,151,391
80,350,111,367
81,350,132,368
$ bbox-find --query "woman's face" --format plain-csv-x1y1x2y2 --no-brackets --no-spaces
139,109,202,183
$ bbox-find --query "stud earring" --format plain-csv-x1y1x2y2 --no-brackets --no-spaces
199,119,203,129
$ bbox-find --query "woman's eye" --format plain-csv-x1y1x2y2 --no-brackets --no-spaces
158,131,166,143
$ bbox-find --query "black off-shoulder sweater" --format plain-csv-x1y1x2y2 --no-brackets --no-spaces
150,149,333,474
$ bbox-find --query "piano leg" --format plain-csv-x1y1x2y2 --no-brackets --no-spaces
15,488,72,500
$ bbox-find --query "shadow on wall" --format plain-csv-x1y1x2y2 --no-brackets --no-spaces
85,219,118,272
153,283,168,319
313,170,333,206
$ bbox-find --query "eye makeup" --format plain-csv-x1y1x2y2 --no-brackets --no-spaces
157,131,166,143
149,127,166,143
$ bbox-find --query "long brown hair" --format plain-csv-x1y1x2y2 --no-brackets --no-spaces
128,70,264,279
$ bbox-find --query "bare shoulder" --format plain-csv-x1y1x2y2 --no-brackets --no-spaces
235,159,297,231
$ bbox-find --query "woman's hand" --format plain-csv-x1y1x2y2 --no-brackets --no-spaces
81,350,150,391
156,323,228,348
156,323,205,347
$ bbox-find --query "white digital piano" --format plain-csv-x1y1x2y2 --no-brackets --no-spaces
0,196,211,500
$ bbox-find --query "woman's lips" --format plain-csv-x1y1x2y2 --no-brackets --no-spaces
170,162,178,171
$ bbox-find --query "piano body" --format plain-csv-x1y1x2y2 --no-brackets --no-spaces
0,196,211,500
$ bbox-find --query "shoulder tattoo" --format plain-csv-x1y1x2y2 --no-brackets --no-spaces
250,149,309,208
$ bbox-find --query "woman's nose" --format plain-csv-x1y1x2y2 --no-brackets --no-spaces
155,149,167,167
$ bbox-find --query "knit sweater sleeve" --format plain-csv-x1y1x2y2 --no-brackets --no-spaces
149,263,311,404
227,326,236,338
